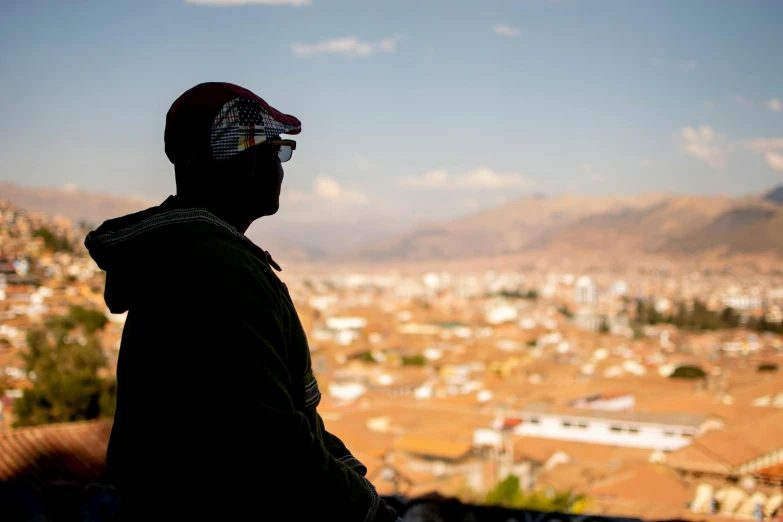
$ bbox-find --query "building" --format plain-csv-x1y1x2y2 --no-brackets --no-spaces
506,404,722,451
574,276,598,306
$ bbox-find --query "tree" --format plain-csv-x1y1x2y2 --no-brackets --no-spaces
758,363,778,373
13,312,115,427
484,475,586,514
558,306,573,319
720,307,740,329
68,305,108,334
599,316,610,334
485,474,523,508
401,355,426,367
32,226,72,253
670,365,707,380
359,351,377,364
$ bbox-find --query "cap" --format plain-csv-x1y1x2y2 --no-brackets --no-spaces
164,82,301,164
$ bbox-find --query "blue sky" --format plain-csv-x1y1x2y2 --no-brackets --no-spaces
1,0,782,227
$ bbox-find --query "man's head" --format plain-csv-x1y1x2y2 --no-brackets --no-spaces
164,82,301,227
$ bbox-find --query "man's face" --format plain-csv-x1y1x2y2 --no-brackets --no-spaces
250,142,284,217
224,142,284,221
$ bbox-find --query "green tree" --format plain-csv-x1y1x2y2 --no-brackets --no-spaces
68,305,108,334
558,306,573,319
670,365,707,380
32,226,72,253
599,316,610,333
485,474,523,508
720,307,740,329
401,355,426,366
758,363,778,373
13,314,116,427
359,351,377,364
485,475,586,513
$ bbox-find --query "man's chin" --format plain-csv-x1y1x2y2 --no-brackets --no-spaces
261,202,280,217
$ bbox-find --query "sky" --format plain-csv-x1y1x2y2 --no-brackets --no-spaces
1,0,782,229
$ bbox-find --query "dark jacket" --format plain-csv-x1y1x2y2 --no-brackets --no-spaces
85,195,380,521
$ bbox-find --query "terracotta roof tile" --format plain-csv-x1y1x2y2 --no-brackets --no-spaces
0,420,111,485
392,435,473,460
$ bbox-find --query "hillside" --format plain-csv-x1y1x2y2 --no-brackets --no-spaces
0,182,154,228
0,182,326,263
342,190,783,263
4,181,783,265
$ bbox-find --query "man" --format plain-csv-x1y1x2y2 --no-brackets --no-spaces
85,82,400,521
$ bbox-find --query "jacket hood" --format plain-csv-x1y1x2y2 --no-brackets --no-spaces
85,195,280,314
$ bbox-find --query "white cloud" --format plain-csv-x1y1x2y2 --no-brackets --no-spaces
493,24,521,37
352,153,375,171
765,152,783,172
62,183,78,193
283,176,368,207
582,163,605,182
401,167,533,191
401,169,449,189
455,168,532,189
377,38,398,52
186,0,310,5
314,176,368,204
292,36,397,58
733,94,755,108
741,137,783,172
678,60,701,72
678,125,726,168
767,98,782,113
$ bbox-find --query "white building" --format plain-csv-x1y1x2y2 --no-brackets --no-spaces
721,292,764,311
574,276,598,305
328,382,367,402
485,303,518,325
508,405,722,451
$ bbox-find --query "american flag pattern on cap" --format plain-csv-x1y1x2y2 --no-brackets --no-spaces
211,96,301,161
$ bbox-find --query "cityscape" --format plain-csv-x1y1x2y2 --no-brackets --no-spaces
1,192,782,520
2,1,783,520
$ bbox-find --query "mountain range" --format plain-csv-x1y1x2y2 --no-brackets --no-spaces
341,188,783,263
2,181,782,265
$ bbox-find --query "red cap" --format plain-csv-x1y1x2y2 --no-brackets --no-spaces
164,82,301,164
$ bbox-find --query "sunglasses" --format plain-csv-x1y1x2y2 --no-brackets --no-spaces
263,139,296,163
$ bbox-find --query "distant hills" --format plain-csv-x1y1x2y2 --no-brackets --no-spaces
764,185,783,205
341,186,783,263
2,181,783,265
0,182,155,229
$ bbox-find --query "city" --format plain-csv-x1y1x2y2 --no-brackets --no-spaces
1,198,782,520
2,1,783,520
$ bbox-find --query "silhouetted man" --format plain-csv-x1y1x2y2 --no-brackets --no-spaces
86,82,399,522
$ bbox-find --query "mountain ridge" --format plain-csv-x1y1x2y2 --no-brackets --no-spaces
3,181,783,264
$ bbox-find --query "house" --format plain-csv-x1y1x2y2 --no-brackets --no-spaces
389,434,486,492
507,403,723,451
662,409,783,483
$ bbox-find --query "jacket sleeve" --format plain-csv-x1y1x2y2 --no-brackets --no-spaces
197,260,380,522
317,412,368,477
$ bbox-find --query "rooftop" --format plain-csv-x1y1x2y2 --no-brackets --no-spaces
519,404,713,429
